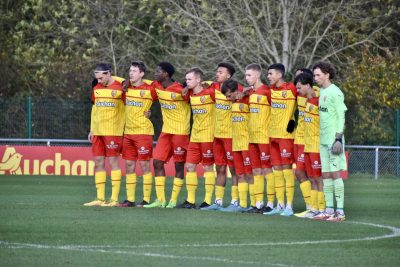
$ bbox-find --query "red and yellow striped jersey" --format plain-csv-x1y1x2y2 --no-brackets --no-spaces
91,80,125,136
124,83,158,135
304,96,320,153
189,87,215,143
294,95,307,145
212,82,243,138
231,96,250,151
153,81,191,135
269,82,297,139
249,84,271,144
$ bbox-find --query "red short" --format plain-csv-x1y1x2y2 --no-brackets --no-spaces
122,134,153,161
305,152,322,178
213,137,234,167
270,138,294,166
294,144,305,171
153,132,189,163
249,143,272,169
186,142,214,166
92,136,122,157
233,151,252,175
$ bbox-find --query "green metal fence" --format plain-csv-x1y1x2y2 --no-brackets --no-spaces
1,97,163,140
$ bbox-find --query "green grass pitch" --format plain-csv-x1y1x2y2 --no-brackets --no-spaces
0,174,399,266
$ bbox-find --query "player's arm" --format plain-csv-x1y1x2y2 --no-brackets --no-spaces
332,92,347,155
286,83,298,133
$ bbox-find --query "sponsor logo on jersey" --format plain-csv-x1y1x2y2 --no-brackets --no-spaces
174,146,185,156
96,101,116,107
281,149,292,158
232,116,245,122
161,103,177,110
192,109,207,114
250,107,260,113
271,102,287,109
304,117,312,123
126,99,144,107
215,103,230,110
319,106,328,112
299,110,305,117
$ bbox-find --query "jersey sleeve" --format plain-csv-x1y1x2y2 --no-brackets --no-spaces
150,84,158,101
333,91,347,133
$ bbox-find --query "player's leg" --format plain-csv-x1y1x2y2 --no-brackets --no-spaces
84,136,107,206
279,139,295,216
294,144,311,213
250,143,265,211
213,138,228,207
101,136,123,207
119,135,137,207
199,142,216,208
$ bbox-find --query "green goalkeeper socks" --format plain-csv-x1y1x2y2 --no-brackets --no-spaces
334,178,345,209
323,178,334,210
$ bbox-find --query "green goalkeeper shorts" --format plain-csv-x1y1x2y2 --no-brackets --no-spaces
320,144,347,173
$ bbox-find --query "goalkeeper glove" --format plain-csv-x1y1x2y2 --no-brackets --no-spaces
286,119,295,133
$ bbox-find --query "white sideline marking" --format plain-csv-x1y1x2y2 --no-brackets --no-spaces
1,221,399,266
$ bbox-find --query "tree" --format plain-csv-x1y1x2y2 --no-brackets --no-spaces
342,49,400,145
162,0,394,78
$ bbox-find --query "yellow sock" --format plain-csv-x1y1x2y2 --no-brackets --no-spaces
300,180,312,208
266,172,275,205
110,169,121,202
318,191,326,212
204,171,216,205
170,177,184,203
126,173,137,202
95,171,106,201
155,176,166,202
142,172,153,203
249,183,256,207
238,182,248,208
254,175,264,204
273,170,284,206
186,172,198,204
283,169,295,206
231,185,239,203
311,190,318,211
215,185,225,204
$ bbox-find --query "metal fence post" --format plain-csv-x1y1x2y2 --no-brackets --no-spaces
374,147,379,180
27,96,32,140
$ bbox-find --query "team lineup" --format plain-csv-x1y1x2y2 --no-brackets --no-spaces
84,60,347,222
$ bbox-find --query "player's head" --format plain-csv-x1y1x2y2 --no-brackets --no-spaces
215,62,236,83
294,72,313,96
313,61,335,87
94,63,112,85
245,63,262,87
129,61,146,83
221,78,239,101
267,63,285,85
155,61,175,82
185,67,204,90
295,68,313,78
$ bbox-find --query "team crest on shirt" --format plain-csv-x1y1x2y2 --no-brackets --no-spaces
309,104,314,111
282,91,287,98
200,96,206,103
257,95,262,103
239,103,244,111
140,90,146,97
324,96,327,102
111,90,117,97
171,93,176,100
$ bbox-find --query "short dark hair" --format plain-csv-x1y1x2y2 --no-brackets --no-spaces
294,73,313,87
95,63,111,72
221,79,238,95
217,62,236,76
312,61,335,80
267,63,285,75
296,68,313,77
158,62,175,77
185,67,204,80
245,63,262,72
131,61,146,73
